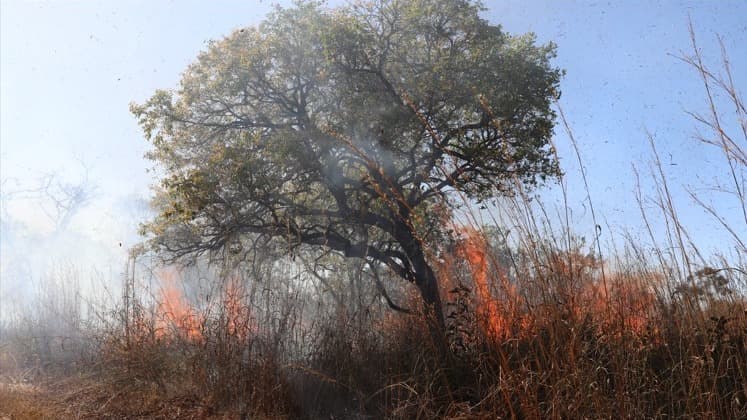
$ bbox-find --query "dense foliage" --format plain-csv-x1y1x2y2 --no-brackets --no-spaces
132,0,562,327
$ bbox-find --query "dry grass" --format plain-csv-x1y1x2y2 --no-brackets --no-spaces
0,382,60,420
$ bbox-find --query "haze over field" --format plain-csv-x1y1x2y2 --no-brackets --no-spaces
1,1,746,418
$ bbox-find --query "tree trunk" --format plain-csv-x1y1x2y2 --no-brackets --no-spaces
396,226,448,354
413,255,450,360
413,259,446,332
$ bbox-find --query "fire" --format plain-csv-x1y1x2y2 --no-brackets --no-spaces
152,269,256,343
436,226,522,342
458,227,514,340
156,268,203,341
440,226,659,345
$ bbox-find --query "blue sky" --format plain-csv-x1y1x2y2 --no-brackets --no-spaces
1,0,745,283
486,1,745,248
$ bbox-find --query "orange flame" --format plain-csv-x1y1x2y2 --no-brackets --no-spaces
153,269,257,343
156,268,203,342
438,226,526,341
458,227,511,340
441,227,659,345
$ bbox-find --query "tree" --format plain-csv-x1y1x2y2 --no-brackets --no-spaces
132,0,562,338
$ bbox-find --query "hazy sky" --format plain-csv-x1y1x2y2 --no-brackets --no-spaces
1,0,745,274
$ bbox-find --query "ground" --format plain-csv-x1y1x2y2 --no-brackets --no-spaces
0,376,240,420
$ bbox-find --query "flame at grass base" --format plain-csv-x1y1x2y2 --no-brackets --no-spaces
153,268,256,343
458,227,516,341
156,268,203,342
439,226,661,346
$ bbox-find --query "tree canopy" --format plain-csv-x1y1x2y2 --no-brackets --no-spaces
132,0,562,331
